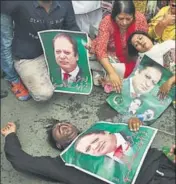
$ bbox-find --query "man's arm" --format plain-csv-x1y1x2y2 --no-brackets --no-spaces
4,133,64,182
62,1,80,31
153,14,175,40
148,7,175,42
4,133,106,184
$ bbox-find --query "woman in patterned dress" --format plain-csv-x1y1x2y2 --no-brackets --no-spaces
90,1,148,93
127,31,175,106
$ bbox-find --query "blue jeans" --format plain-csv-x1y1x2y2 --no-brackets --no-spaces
1,14,19,83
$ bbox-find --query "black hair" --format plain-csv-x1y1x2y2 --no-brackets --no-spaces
53,33,78,57
45,119,62,150
45,119,80,151
111,1,135,21
141,60,163,73
127,31,154,58
137,61,163,82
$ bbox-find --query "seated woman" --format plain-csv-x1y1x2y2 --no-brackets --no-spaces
1,122,175,184
148,0,175,43
89,1,148,93
127,31,175,129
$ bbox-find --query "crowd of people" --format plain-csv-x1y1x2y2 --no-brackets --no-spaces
1,0,175,101
1,1,175,184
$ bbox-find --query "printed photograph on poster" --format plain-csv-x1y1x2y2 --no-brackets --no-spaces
38,30,92,95
60,122,157,184
106,55,174,124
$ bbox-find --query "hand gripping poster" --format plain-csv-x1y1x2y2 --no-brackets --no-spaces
38,30,92,94
60,122,157,184
106,55,174,125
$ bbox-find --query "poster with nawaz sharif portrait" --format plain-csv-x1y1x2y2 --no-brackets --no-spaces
106,55,174,125
60,122,157,184
38,30,92,94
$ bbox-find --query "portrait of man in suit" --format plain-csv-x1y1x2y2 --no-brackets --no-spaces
128,98,142,115
130,63,163,98
75,130,134,164
53,33,83,84
137,109,155,121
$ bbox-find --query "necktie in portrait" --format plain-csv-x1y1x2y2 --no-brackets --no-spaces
114,143,131,158
113,145,124,158
63,73,70,81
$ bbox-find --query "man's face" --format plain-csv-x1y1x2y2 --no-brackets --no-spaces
170,0,176,15
75,132,116,156
129,99,141,111
54,37,78,73
132,66,162,95
143,109,154,121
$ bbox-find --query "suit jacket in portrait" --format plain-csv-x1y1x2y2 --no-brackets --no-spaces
106,132,134,164
52,66,84,87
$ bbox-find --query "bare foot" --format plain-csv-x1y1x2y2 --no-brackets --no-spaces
1,122,16,137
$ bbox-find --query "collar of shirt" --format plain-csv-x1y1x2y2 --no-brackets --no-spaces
106,133,127,164
130,78,141,98
106,133,126,156
61,66,79,82
33,1,60,10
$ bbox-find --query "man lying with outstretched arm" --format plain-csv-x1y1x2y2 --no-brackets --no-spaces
1,122,175,184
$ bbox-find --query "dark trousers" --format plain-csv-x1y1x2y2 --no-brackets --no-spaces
4,133,175,184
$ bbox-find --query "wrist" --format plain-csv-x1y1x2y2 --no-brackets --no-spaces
5,132,16,137
169,77,175,85
108,70,116,75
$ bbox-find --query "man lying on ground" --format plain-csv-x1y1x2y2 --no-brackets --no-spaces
1,121,175,184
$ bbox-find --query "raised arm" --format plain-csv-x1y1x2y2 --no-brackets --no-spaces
2,123,106,184
148,7,175,42
4,132,64,182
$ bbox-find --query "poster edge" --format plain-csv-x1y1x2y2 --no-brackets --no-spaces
38,30,93,95
131,129,158,184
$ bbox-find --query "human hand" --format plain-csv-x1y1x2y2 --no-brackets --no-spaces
157,79,173,100
163,14,175,26
108,72,122,93
1,122,16,137
128,117,143,131
169,145,176,163
99,77,114,93
85,37,92,51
